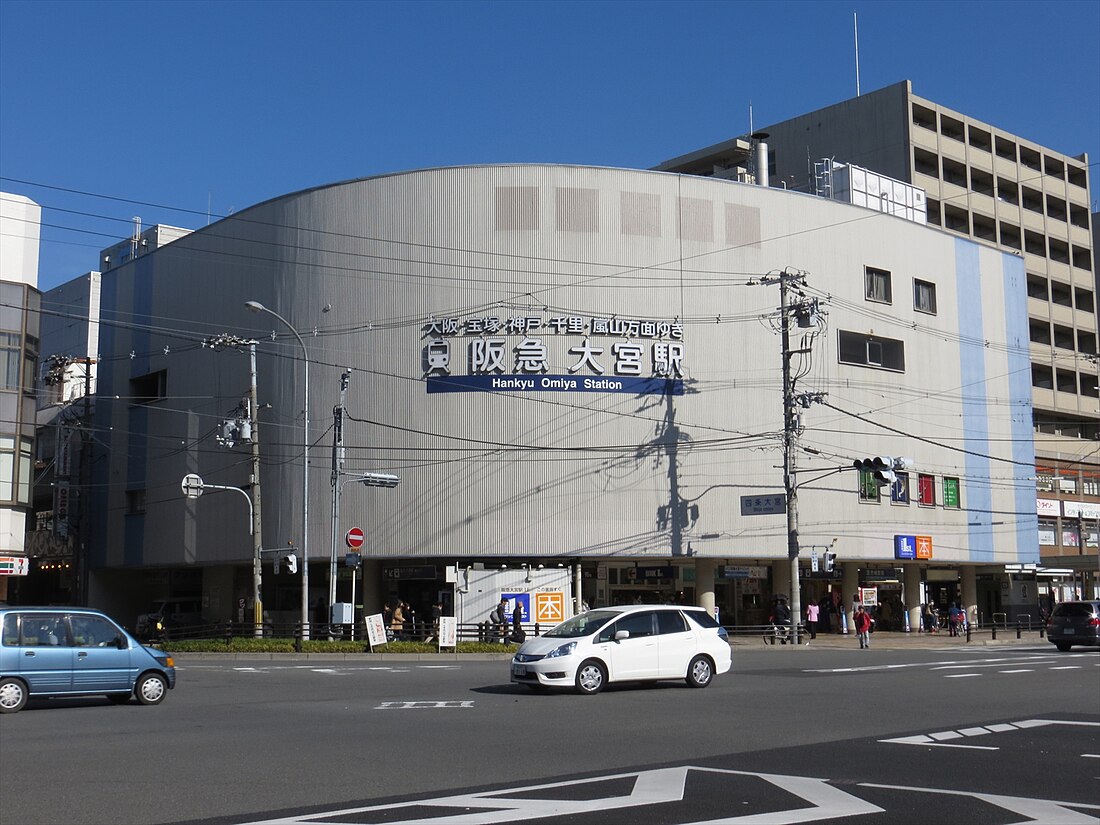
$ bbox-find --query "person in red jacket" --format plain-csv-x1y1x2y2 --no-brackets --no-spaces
854,605,873,649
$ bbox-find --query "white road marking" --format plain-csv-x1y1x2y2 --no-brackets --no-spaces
882,718,1100,752
998,669,1033,673
376,700,474,709
860,782,1100,823
240,765,883,825
1051,666,1081,670
1083,754,1100,759
944,673,981,678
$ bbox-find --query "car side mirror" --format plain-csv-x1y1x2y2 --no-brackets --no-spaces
614,630,631,641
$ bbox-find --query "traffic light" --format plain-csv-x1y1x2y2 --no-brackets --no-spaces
853,456,896,487
284,553,298,574
824,552,837,573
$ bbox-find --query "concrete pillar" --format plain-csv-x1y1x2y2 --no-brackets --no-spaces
696,558,718,616
903,564,922,633
961,565,978,627
842,562,859,634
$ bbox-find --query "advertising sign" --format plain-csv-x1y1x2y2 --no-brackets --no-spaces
534,592,565,625
0,557,29,576
364,613,388,648
915,535,933,559
502,593,531,622
894,535,916,560
859,587,879,606
438,616,457,649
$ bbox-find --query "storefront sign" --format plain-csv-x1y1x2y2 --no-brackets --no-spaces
859,586,878,606
915,535,933,559
382,565,436,580
1064,501,1100,519
423,314,686,395
0,557,29,576
721,565,767,579
863,567,899,581
633,565,675,580
894,535,916,559
1036,498,1060,516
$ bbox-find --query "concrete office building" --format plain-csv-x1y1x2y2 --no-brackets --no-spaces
83,164,1037,632
657,80,1099,601
0,193,42,597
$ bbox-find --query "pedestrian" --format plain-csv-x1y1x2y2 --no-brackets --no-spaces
854,605,872,649
805,599,819,640
489,597,510,643
510,602,525,643
390,601,406,640
948,602,962,637
924,603,937,633
431,600,443,633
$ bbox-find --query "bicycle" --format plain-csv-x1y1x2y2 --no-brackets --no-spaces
762,622,793,645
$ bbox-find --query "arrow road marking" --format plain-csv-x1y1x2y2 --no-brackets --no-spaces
860,783,1100,824
241,766,883,825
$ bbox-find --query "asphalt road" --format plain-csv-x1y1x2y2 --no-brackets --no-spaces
1,643,1097,825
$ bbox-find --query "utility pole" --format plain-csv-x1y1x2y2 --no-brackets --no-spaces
205,334,264,636
779,271,803,645
753,268,825,646
328,369,351,617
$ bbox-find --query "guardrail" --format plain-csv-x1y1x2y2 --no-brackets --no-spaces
151,619,547,646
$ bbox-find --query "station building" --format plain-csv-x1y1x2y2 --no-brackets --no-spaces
82,164,1037,632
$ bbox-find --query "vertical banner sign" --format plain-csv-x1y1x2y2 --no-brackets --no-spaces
364,613,388,649
438,616,457,649
915,535,934,559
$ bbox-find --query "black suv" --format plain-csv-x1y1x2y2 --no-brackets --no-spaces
1047,600,1100,651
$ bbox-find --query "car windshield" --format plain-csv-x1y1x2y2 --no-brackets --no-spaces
544,610,620,638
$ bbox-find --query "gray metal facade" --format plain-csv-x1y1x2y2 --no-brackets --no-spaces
90,165,1036,579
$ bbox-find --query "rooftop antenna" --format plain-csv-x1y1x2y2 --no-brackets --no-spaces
853,11,861,97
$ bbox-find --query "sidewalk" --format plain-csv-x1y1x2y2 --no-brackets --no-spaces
738,628,1051,650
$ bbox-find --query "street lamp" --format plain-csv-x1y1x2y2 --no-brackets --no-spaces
245,300,311,639
328,471,401,618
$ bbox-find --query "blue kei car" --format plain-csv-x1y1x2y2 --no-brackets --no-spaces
0,606,176,713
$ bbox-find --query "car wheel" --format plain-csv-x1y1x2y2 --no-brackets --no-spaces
107,692,132,704
135,673,168,705
0,677,28,714
686,655,714,688
1055,642,1072,652
575,660,606,695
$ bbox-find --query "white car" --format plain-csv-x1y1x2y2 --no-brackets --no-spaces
510,605,732,694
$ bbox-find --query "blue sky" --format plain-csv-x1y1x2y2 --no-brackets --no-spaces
2,0,1098,291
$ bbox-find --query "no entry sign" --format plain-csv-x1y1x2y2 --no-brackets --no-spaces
345,527,365,549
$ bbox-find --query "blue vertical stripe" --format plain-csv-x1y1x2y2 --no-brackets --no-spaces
1002,254,1038,564
955,240,993,562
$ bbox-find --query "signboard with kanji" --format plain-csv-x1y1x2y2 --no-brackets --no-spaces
915,535,934,559
438,616,457,649
534,592,566,625
740,494,787,516
364,613,388,648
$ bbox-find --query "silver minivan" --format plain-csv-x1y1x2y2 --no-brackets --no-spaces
0,607,176,713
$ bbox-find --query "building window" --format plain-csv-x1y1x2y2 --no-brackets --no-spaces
891,472,910,504
1084,472,1099,497
1061,522,1080,548
126,489,146,515
858,469,880,502
130,370,167,405
838,330,905,372
917,473,935,506
1038,519,1056,545
0,332,20,391
914,279,937,314
865,267,892,304
943,477,960,508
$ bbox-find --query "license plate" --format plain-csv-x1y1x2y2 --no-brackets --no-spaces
512,664,527,676
1064,628,1075,635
